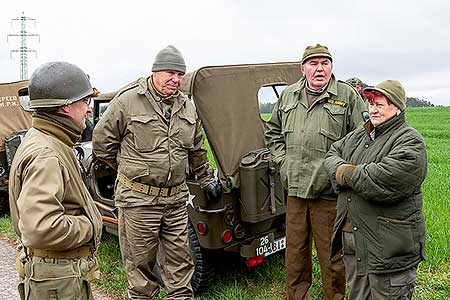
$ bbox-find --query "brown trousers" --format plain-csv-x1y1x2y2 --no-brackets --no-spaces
119,203,194,300
342,232,417,300
285,196,345,300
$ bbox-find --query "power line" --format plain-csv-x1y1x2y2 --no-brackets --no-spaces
7,12,40,80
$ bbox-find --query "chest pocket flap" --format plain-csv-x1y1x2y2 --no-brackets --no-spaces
175,113,196,149
130,115,158,124
178,114,196,125
130,114,161,151
323,102,346,115
279,99,298,113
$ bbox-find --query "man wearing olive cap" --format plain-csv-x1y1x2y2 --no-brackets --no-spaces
324,80,427,299
93,45,221,299
265,44,368,299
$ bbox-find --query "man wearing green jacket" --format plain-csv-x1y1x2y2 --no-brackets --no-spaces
324,80,427,299
93,45,221,300
265,44,368,300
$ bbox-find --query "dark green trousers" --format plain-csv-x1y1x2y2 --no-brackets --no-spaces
342,232,417,300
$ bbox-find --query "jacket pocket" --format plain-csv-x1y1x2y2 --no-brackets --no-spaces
130,115,161,151
321,102,346,141
173,114,196,149
378,216,416,259
279,100,298,141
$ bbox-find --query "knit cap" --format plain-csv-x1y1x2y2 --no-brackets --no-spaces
152,45,186,73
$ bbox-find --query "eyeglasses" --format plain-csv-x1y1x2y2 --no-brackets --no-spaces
82,97,92,106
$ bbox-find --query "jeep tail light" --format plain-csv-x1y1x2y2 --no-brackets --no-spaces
197,222,207,235
222,230,232,243
247,256,264,268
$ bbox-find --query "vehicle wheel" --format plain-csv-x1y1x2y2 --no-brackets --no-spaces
152,222,213,294
188,222,213,294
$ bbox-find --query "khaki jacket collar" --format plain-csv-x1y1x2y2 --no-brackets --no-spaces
32,114,80,147
135,76,187,118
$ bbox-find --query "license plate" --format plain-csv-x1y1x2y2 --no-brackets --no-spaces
255,235,286,257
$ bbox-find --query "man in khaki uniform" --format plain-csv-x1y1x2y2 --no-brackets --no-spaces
9,61,103,300
265,44,368,300
93,45,221,300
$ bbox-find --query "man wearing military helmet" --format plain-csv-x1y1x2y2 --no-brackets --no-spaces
324,80,427,299
9,61,103,300
346,77,368,98
93,45,221,299
265,44,368,300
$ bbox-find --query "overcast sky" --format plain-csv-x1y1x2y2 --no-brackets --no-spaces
1,0,449,105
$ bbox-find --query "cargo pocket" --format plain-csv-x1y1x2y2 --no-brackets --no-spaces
130,115,162,151
378,216,416,259
174,114,196,149
28,261,83,300
389,268,417,299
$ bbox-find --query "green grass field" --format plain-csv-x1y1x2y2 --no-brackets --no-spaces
1,106,449,299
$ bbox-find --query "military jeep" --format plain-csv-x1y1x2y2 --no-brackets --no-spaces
0,80,33,214
79,62,302,292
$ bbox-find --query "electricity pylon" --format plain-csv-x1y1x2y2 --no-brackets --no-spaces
8,12,40,80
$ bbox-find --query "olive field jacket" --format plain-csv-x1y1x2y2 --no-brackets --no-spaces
324,113,427,274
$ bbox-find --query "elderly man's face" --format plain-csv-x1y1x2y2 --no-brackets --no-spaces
301,57,333,90
152,70,184,96
368,95,400,127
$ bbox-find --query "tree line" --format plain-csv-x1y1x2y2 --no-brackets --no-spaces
259,97,434,113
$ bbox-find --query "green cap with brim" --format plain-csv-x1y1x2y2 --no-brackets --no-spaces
301,44,333,64
364,80,406,110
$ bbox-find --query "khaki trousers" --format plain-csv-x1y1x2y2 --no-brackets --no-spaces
342,232,417,300
285,196,345,300
119,203,194,300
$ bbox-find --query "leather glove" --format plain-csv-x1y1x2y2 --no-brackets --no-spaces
336,164,356,187
203,181,223,203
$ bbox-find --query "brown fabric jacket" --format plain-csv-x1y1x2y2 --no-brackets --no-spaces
92,77,215,207
9,121,102,251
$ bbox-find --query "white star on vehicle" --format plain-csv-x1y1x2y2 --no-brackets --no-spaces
186,193,196,207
